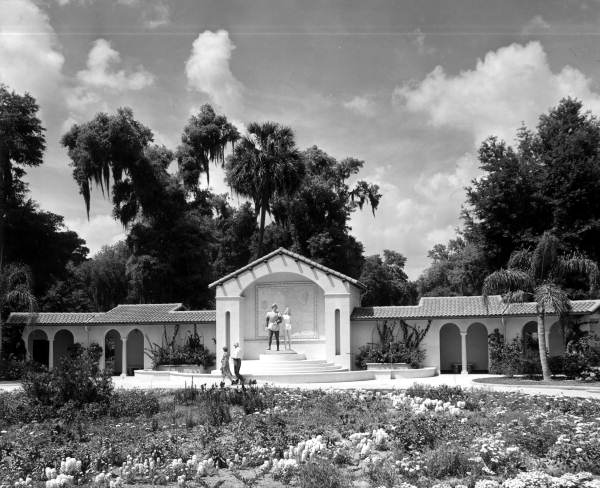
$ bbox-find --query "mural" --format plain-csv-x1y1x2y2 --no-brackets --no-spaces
256,282,317,339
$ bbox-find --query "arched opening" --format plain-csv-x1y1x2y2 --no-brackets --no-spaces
335,309,341,355
28,330,49,367
53,329,74,368
548,321,564,357
225,311,231,351
467,323,488,373
105,329,122,375
439,323,461,373
126,329,144,374
522,321,538,353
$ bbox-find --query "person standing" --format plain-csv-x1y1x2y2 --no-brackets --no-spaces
231,342,244,384
220,346,235,384
265,303,281,351
282,307,292,350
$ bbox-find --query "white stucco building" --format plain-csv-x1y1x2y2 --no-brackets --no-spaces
8,248,600,378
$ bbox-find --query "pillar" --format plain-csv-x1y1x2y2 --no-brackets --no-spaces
48,337,54,370
324,293,351,370
215,296,243,361
121,336,128,378
460,331,468,375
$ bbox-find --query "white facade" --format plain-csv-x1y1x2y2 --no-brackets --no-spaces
9,248,600,376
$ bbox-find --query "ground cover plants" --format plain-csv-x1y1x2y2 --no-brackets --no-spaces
1,379,600,488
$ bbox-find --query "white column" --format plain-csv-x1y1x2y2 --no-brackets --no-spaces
48,338,54,370
121,336,128,377
460,331,468,375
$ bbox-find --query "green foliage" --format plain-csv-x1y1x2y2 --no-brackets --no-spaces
226,121,304,257
176,104,239,190
359,250,417,306
265,146,381,278
356,319,430,368
488,329,524,376
145,325,215,368
297,460,351,488
21,344,113,409
418,237,489,297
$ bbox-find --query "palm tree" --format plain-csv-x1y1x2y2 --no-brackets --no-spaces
225,122,305,257
0,263,37,361
482,232,598,380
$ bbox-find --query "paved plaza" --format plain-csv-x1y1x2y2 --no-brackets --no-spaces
4,374,599,398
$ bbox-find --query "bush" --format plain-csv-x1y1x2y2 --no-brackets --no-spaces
356,319,429,369
146,326,215,368
297,459,351,488
108,390,160,418
21,344,113,409
0,358,25,380
488,330,523,376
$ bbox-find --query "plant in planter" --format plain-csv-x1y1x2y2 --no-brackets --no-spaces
145,325,216,370
356,318,430,369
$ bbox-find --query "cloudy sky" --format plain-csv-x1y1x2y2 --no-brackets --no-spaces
3,0,600,278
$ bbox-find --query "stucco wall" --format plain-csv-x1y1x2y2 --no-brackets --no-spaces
23,321,217,373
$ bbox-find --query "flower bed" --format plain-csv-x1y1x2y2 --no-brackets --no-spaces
1,385,599,487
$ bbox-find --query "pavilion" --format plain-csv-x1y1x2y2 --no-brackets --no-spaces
8,248,600,380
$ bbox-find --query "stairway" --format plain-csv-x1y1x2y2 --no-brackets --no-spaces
210,349,371,383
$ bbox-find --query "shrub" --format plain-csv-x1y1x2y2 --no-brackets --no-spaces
356,319,430,368
0,358,25,380
108,390,160,418
21,344,113,409
488,330,523,376
297,459,352,488
145,325,215,368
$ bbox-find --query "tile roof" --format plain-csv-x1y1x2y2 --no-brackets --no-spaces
351,295,600,320
7,304,216,326
7,312,98,325
209,247,367,290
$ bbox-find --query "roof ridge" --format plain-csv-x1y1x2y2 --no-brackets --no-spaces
209,247,366,289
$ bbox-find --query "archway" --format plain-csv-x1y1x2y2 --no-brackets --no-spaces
126,329,144,374
439,323,461,373
28,330,49,367
548,321,564,357
53,329,74,368
467,323,488,373
522,321,538,353
105,329,123,375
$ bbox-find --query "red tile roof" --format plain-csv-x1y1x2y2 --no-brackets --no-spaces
351,295,600,320
7,304,216,326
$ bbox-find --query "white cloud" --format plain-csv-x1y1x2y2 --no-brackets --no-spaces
77,39,154,91
144,2,170,29
394,41,600,144
65,215,126,256
185,30,244,114
0,0,65,106
411,28,435,55
342,95,377,117
521,15,551,35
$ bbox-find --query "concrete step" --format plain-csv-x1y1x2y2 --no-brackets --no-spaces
258,351,307,361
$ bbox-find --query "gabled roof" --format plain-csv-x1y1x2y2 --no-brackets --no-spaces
7,304,216,326
209,247,366,290
92,303,183,323
351,295,600,320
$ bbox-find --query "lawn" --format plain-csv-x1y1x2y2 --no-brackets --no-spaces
1,384,600,488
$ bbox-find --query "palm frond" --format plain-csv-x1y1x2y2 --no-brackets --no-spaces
534,283,571,316
530,232,560,282
557,255,599,292
482,268,533,311
507,249,532,272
